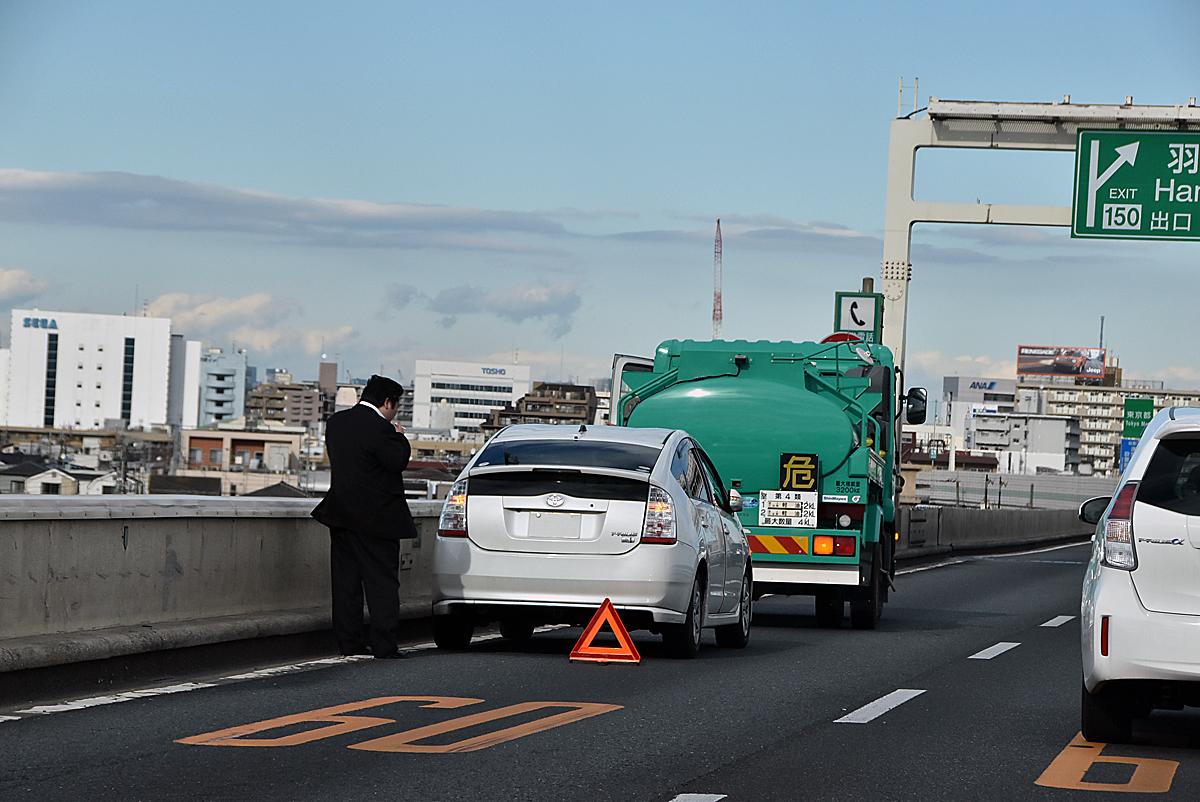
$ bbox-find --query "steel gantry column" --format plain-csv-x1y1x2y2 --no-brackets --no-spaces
880,98,1200,372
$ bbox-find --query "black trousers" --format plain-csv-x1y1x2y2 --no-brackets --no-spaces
330,528,400,656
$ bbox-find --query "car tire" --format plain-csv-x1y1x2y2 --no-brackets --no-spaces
716,568,752,649
499,619,534,644
664,572,704,659
432,613,474,651
850,544,883,630
1081,682,1133,743
815,590,843,628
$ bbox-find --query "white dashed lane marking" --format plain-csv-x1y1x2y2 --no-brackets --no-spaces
668,796,728,802
834,689,926,724
968,642,1021,660
1041,615,1076,628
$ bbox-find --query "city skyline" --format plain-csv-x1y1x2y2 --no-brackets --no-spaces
2,2,1198,392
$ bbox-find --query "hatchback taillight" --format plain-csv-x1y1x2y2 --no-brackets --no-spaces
438,478,469,537
1103,482,1138,570
641,485,676,544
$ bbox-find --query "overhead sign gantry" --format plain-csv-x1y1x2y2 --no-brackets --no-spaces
880,97,1200,370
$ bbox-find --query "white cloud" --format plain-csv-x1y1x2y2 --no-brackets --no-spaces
0,267,49,304
909,350,1016,379
303,325,356,356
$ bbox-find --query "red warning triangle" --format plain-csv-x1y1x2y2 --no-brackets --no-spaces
569,598,641,664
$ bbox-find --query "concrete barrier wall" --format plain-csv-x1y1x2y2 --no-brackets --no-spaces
0,497,1093,671
0,497,440,644
896,505,1093,561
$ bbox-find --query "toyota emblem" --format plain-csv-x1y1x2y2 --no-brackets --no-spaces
546,494,566,508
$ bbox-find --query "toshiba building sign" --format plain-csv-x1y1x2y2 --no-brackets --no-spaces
1016,345,1106,379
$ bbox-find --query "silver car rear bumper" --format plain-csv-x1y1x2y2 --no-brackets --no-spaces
432,536,699,625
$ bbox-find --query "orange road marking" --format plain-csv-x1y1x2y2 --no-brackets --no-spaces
349,702,622,753
176,696,482,748
1035,732,1178,793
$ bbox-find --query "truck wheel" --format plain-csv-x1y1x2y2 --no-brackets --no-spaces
433,612,474,651
1081,682,1133,743
815,590,843,628
850,544,883,630
664,573,704,658
716,568,752,649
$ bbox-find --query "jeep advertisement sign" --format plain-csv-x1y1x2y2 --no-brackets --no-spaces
1016,345,1106,379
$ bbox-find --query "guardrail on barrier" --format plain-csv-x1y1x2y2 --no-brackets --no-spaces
914,470,1118,511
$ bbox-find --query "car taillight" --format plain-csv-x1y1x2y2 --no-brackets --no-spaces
641,485,676,544
1102,482,1138,570
438,478,468,537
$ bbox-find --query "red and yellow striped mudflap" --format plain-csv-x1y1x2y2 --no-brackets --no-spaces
748,535,808,555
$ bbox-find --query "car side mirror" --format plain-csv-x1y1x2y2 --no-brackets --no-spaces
1079,496,1111,525
905,387,928,425
728,488,744,513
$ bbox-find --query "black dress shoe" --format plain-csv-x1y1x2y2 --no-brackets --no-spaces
374,650,409,660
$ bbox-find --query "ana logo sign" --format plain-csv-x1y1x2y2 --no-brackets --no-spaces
969,380,997,390
23,317,58,330
481,367,507,376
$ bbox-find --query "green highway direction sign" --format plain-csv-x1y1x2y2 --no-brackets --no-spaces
1073,130,1200,241
1123,397,1154,438
833,291,883,343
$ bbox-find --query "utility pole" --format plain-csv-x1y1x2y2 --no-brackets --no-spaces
712,219,723,339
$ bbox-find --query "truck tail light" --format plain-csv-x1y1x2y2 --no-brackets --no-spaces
438,478,469,537
833,536,856,556
1103,482,1138,570
641,485,677,544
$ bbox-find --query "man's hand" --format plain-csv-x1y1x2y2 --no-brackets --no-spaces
393,422,406,434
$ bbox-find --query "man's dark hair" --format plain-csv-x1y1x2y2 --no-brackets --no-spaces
361,374,404,406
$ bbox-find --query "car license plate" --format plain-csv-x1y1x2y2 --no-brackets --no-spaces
528,511,582,539
759,490,817,528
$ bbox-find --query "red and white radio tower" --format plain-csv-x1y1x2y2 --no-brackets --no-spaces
712,218,723,339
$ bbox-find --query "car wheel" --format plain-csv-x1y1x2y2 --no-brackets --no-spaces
850,544,883,630
499,619,534,644
815,590,843,628
716,568,752,649
664,572,704,659
1081,682,1133,743
432,612,474,651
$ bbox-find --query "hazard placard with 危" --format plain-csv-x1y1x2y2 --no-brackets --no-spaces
569,598,641,664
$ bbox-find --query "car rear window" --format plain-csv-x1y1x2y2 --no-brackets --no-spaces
473,440,660,473
469,470,649,501
1138,436,1200,516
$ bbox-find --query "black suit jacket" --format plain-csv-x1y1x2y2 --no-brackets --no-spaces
312,404,418,540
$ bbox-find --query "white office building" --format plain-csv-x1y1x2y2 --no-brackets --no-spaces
198,347,248,425
167,335,202,429
941,376,1017,446
412,360,532,437
6,309,172,430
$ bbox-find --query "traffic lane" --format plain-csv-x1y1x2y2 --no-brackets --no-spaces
0,546,1094,802
668,547,1200,801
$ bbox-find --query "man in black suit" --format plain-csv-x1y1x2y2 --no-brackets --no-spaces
312,375,417,658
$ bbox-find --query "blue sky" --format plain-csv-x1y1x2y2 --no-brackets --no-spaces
1,0,1198,391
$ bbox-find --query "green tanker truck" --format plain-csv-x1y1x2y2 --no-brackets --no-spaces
613,337,926,629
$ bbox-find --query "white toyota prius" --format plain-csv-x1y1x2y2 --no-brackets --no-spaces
432,424,753,658
1080,407,1200,742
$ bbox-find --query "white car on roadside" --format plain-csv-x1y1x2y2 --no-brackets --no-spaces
1079,407,1200,742
432,424,753,658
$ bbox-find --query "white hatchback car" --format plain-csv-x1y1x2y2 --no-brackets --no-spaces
432,424,752,658
1080,407,1200,742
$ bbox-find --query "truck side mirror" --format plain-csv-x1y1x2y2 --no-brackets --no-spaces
728,488,745,512
1079,496,1111,525
905,387,928,425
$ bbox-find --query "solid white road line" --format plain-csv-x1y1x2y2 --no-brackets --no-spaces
834,689,926,724
968,642,1021,660
1041,615,1076,628
897,540,1091,576
668,795,728,802
3,624,576,723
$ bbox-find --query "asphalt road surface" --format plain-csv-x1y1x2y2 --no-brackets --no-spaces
4,542,1200,801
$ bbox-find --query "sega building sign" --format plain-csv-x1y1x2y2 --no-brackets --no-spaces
23,317,59,329
1016,345,1106,379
